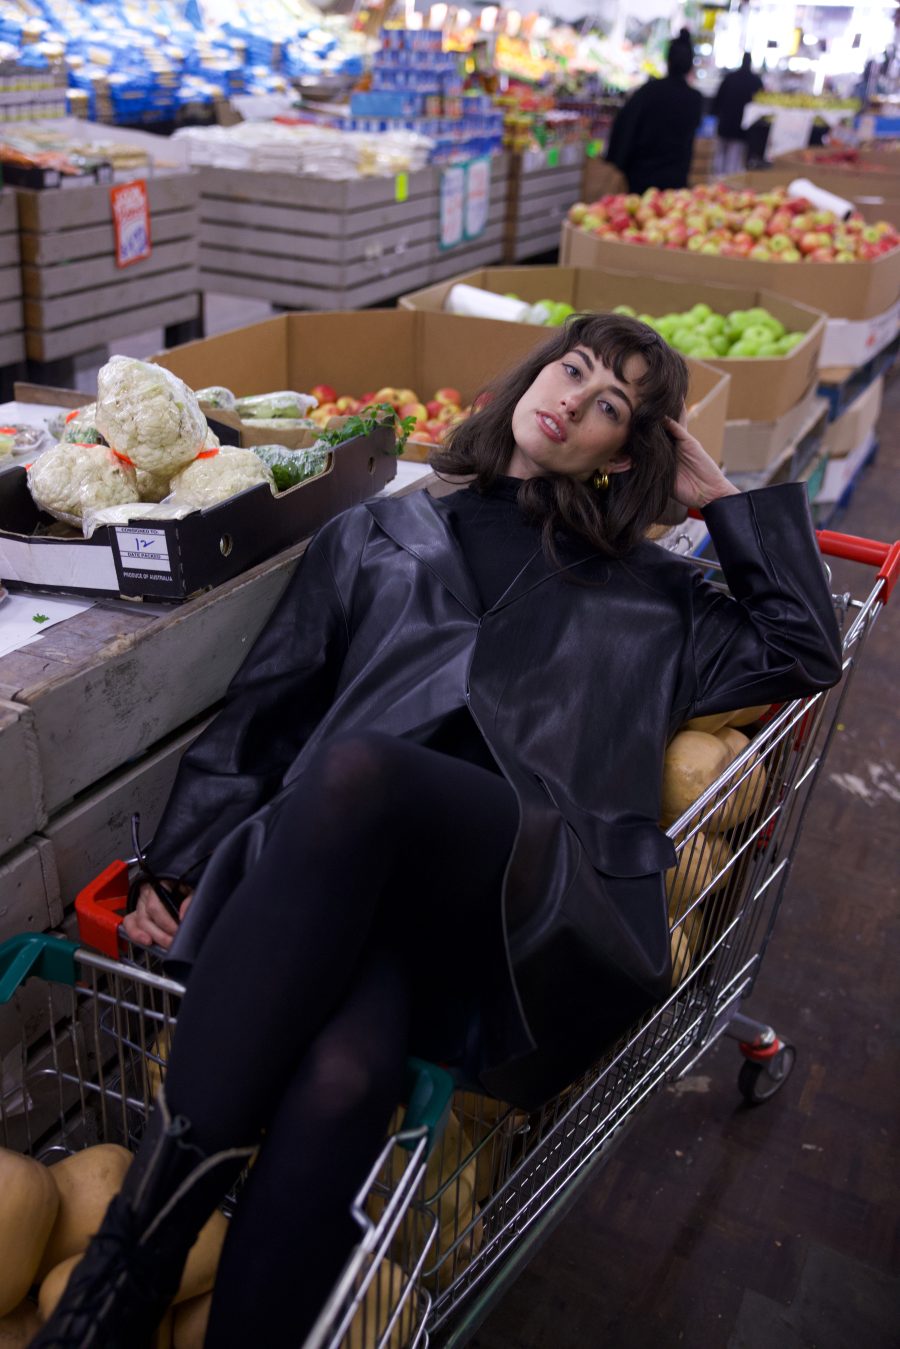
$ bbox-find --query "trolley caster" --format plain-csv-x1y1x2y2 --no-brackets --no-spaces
737,1038,796,1105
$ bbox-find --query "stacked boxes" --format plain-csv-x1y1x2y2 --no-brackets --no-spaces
0,189,25,376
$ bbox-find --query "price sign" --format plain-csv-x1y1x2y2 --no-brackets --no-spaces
464,157,490,240
439,165,466,249
110,180,152,269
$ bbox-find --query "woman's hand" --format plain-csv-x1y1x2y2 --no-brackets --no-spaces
666,413,740,510
122,882,193,950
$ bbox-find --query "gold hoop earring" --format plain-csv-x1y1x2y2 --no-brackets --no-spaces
592,470,610,491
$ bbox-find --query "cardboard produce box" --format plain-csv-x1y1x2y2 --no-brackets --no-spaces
822,374,884,459
152,308,730,470
721,386,825,475
400,265,824,424
0,384,396,601
559,220,900,323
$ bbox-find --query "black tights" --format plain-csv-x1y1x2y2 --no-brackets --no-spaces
163,732,520,1347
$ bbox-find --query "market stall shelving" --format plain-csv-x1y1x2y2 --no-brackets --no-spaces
815,331,900,420
197,157,509,310
0,188,25,396
503,143,585,262
16,171,201,379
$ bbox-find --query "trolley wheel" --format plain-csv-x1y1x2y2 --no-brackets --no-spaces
738,1041,796,1105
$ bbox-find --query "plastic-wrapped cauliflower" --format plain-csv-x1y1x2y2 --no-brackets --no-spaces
62,403,104,445
135,468,172,502
95,356,207,476
28,442,139,525
203,425,220,449
167,448,275,511
194,386,237,410
234,391,318,420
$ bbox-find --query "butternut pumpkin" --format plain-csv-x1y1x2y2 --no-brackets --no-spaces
348,1261,412,1349
710,728,768,832
0,1299,41,1347
172,1292,212,1349
176,1209,228,1304
682,711,733,734
661,731,732,827
666,831,713,911
670,926,694,988
727,704,770,728
37,1254,81,1322
38,1144,133,1280
0,1148,60,1316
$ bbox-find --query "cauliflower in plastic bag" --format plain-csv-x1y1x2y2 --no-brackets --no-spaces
61,403,104,445
236,416,318,433
194,386,236,410
204,425,220,449
82,500,189,537
234,391,319,421
167,448,275,510
135,468,172,503
252,445,329,491
28,442,139,525
95,356,207,476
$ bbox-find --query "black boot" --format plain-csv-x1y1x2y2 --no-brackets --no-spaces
32,1089,256,1349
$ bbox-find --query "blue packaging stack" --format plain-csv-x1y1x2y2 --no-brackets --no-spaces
340,29,503,162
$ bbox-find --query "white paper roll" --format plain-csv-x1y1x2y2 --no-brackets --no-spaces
445,283,533,323
787,177,854,221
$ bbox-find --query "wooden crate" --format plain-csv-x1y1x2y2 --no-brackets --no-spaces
0,698,45,855
0,188,25,369
504,145,586,263
17,172,201,363
426,155,508,283
198,165,440,309
0,836,61,945
0,538,308,818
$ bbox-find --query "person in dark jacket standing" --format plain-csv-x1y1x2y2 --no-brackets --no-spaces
713,52,764,175
605,31,703,193
36,315,843,1349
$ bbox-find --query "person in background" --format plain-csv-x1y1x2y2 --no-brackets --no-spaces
713,53,764,176
605,30,703,194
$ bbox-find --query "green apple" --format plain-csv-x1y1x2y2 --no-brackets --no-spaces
742,323,776,346
689,303,713,322
612,304,637,317
697,314,726,337
725,310,752,335
710,334,730,356
756,342,781,357
778,332,806,353
688,342,718,359
729,338,761,357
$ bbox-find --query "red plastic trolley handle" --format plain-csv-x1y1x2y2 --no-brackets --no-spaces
75,860,130,959
687,509,900,602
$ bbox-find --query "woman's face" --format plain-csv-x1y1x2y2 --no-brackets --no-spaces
508,346,646,482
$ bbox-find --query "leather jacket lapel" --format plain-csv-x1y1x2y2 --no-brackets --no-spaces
366,492,482,617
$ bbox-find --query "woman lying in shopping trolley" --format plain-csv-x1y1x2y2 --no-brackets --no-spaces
35,313,843,1349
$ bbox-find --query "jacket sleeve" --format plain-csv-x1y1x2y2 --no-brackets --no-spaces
145,528,352,882
679,483,843,721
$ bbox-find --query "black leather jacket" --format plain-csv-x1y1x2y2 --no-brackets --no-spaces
149,482,842,1108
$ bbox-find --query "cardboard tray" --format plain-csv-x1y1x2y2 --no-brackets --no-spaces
150,307,731,470
822,374,884,459
399,264,824,424
559,220,900,323
0,414,396,601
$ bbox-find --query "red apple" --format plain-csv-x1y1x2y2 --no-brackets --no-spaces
434,387,461,406
310,383,337,404
399,401,428,426
425,399,442,418
335,395,360,414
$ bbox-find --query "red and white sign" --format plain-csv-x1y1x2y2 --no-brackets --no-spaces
110,180,152,268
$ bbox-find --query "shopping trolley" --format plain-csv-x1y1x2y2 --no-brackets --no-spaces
0,524,895,1347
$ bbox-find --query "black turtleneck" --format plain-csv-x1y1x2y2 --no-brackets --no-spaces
435,476,543,611
424,476,544,773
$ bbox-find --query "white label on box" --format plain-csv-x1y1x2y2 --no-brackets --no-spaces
115,527,171,573
820,301,900,368
0,537,118,590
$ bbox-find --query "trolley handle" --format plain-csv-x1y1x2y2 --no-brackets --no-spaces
687,509,899,601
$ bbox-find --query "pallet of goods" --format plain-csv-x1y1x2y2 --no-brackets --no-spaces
0,189,25,378
17,171,201,370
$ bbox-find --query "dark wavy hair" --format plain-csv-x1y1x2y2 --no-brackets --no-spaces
430,313,690,561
